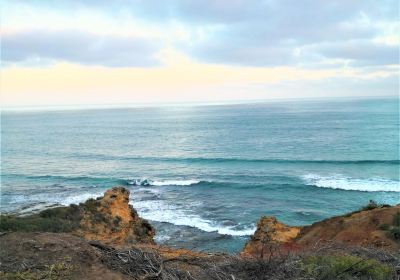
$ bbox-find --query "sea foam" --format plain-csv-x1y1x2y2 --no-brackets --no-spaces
131,198,255,236
302,174,400,192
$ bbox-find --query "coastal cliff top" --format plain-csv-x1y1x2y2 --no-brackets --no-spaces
1,187,399,279
0,187,155,247
243,202,400,259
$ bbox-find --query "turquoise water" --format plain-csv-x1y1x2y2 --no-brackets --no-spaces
1,97,399,252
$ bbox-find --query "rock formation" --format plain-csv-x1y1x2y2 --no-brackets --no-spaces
0,187,155,247
1,188,399,279
242,204,400,258
242,216,301,257
76,187,155,246
296,204,400,250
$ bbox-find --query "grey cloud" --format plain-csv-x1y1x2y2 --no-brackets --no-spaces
189,41,297,66
2,30,162,67
178,0,397,66
312,41,399,66
4,0,398,68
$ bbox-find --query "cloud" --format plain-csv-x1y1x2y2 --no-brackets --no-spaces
2,30,163,67
311,41,399,66
2,0,398,68
74,0,398,24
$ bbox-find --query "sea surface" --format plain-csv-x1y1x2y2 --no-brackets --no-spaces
1,97,399,253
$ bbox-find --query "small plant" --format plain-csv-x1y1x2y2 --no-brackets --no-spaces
361,200,380,211
91,212,107,224
388,226,400,240
113,216,122,227
378,223,390,231
82,198,99,213
393,211,400,227
384,211,400,241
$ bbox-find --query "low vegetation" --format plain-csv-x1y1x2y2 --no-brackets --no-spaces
0,205,82,232
301,255,394,280
1,194,398,279
0,262,74,280
90,242,398,280
378,211,400,241
387,211,400,240
360,200,391,212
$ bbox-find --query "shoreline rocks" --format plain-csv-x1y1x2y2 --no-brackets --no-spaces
1,187,399,279
1,187,399,254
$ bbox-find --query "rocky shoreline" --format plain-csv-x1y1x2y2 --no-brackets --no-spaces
1,187,399,279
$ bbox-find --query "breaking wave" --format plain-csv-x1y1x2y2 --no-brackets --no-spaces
127,178,202,186
132,199,255,236
302,174,400,192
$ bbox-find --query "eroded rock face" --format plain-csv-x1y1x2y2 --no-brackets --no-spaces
296,205,400,251
242,205,400,258
76,187,155,246
242,216,300,258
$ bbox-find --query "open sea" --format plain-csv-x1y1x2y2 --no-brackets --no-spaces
1,97,399,253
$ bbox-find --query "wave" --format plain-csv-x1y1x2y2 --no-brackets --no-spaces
4,174,126,185
302,174,400,192
68,154,400,165
5,174,203,187
132,199,255,236
1,191,105,214
127,178,202,186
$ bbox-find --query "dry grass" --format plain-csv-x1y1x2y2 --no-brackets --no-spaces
90,241,399,280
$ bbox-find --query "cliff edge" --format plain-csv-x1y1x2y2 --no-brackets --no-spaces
242,204,400,258
1,188,399,279
0,187,155,247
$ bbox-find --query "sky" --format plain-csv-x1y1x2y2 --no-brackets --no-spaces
1,0,399,108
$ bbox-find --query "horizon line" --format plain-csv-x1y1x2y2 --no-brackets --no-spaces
1,95,398,113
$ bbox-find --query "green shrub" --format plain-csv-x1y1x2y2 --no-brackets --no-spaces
0,206,82,233
378,223,390,231
301,255,394,280
361,200,380,211
113,216,121,227
393,211,400,227
82,199,99,213
388,226,400,240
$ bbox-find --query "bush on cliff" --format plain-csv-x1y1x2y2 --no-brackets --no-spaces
301,254,394,280
0,206,81,233
379,211,400,241
388,211,400,240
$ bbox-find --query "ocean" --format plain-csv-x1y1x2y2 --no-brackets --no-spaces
1,97,399,253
